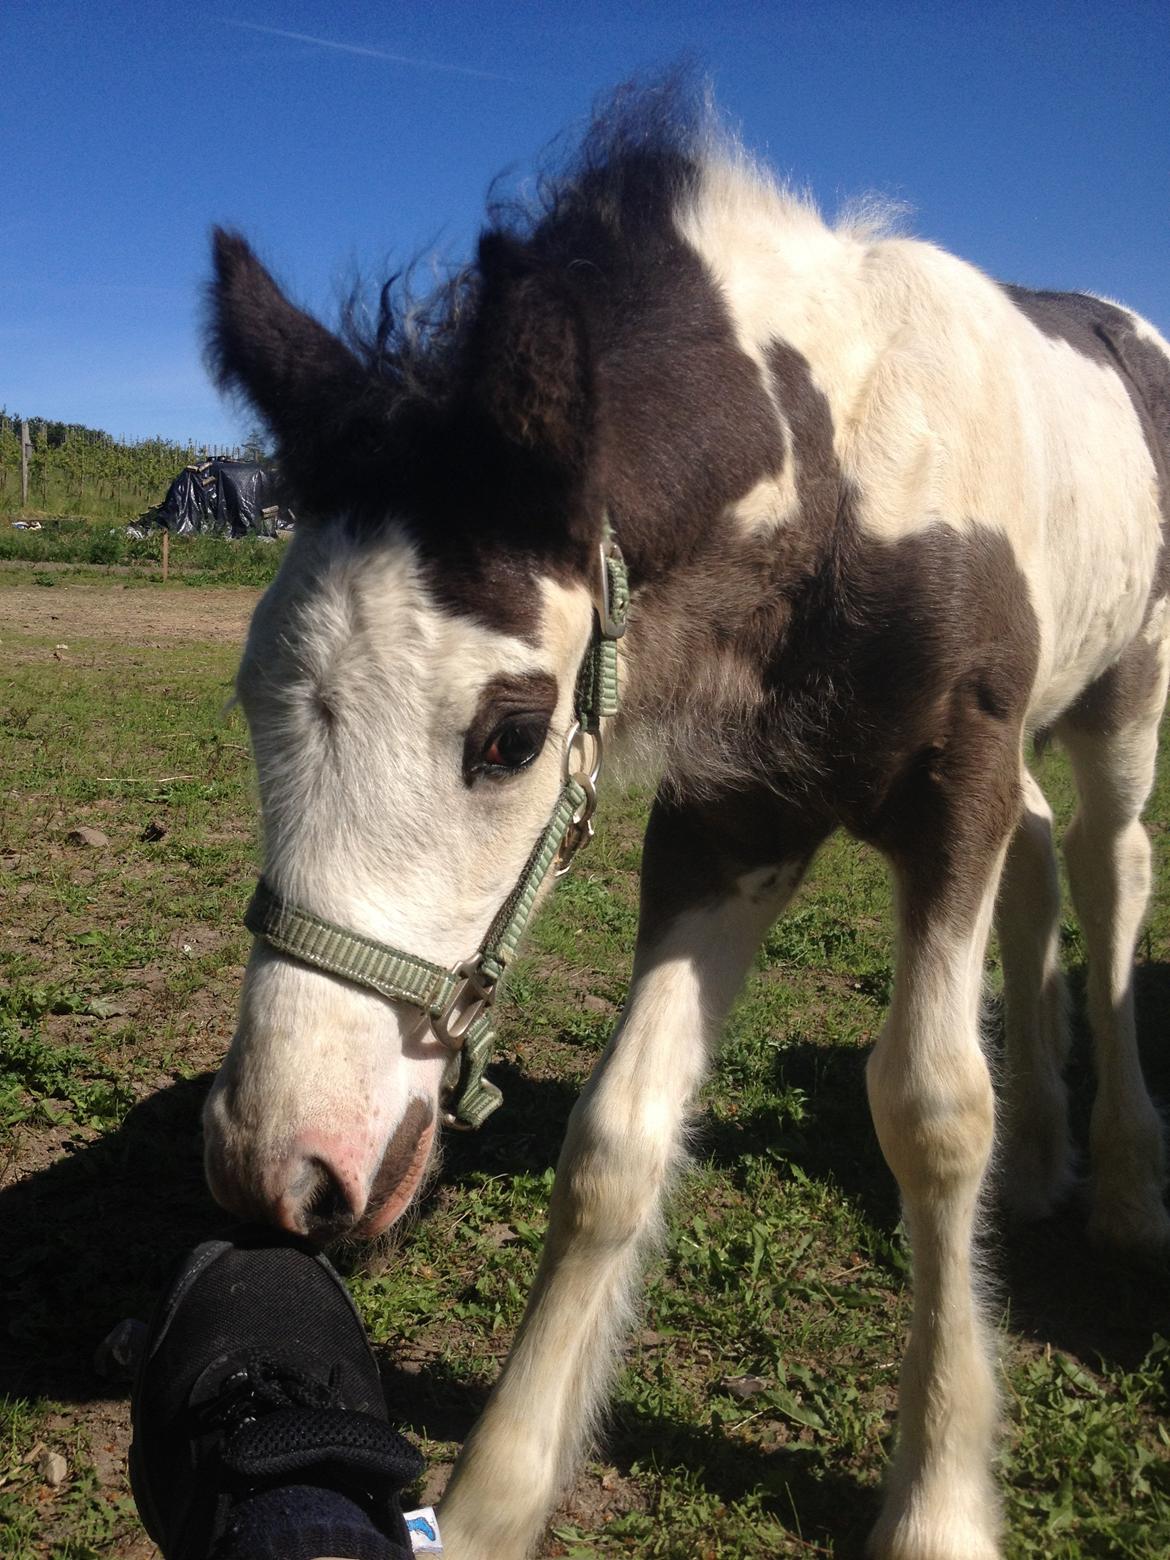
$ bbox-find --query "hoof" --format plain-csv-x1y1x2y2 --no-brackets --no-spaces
437,1483,540,1560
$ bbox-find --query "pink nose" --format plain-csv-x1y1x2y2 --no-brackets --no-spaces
274,1146,369,1242
207,1098,437,1245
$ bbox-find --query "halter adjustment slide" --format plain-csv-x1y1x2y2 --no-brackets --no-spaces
596,537,629,642
432,957,499,1051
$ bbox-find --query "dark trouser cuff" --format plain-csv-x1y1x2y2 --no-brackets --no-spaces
210,1484,409,1560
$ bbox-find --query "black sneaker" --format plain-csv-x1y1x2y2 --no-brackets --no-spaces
129,1226,424,1560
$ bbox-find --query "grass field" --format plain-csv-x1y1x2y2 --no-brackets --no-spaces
2,567,1169,1558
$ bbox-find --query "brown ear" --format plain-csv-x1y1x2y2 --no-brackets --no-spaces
469,230,592,469
207,230,393,508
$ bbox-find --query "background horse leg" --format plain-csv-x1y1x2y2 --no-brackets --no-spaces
1057,620,1170,1253
438,796,823,1560
995,767,1075,1219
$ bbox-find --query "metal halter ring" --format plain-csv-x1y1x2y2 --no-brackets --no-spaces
555,721,604,875
564,720,602,788
432,957,498,1051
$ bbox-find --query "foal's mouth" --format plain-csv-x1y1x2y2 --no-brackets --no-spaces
354,1097,437,1239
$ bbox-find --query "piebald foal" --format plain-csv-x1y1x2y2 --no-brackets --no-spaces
202,92,1170,1560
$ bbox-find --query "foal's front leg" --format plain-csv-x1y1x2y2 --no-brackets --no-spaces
438,801,812,1560
867,852,1008,1560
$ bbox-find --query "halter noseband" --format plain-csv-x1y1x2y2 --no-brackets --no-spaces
243,535,629,1130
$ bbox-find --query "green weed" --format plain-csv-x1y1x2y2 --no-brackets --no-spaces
0,515,284,586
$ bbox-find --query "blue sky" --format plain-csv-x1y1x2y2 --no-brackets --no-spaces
3,0,1167,447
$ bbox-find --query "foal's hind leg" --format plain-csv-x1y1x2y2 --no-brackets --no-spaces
995,768,1075,1220
1057,623,1170,1252
438,797,824,1560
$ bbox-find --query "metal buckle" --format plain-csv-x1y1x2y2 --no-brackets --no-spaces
440,1108,474,1132
555,721,603,876
596,539,627,641
564,720,602,789
432,957,497,1051
555,785,598,876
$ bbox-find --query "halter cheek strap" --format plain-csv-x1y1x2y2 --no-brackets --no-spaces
243,536,629,1129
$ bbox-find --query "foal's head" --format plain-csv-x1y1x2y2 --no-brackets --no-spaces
202,230,604,1240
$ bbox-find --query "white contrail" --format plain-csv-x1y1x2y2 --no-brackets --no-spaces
226,19,517,82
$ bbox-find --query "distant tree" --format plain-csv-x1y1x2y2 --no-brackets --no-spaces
241,425,272,464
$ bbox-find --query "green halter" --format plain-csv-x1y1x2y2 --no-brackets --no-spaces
244,537,629,1129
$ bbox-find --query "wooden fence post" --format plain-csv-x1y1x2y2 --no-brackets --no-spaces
20,421,31,509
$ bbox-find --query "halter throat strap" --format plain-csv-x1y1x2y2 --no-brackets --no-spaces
243,535,629,1130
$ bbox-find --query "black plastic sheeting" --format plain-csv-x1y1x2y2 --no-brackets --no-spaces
153,460,290,538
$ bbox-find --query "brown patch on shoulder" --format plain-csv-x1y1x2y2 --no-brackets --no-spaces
627,525,1041,942
811,518,1038,930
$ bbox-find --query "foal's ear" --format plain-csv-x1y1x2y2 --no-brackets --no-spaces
469,230,592,468
207,230,388,483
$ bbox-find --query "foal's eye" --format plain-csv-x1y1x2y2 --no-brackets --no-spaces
480,716,548,775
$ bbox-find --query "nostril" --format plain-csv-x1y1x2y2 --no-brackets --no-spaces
294,1157,362,1243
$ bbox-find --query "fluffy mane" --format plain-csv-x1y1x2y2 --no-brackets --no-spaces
338,71,713,408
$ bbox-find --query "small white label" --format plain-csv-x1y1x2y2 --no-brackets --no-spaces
404,1507,443,1553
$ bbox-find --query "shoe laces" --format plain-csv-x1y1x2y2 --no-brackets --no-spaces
196,1353,421,1495
195,1353,340,1442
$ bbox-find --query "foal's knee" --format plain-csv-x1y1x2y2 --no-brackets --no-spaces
867,1053,995,1198
551,1083,682,1249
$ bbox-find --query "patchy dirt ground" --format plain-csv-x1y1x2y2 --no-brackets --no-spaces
0,576,260,648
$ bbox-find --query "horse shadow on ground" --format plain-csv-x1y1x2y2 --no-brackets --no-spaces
0,1072,223,1407
992,957,1170,1372
604,1404,874,1559
697,958,1170,1375
431,1058,580,1184
373,1354,873,1556
3,960,1167,1537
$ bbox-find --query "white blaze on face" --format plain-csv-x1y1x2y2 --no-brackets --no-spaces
204,522,594,1236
